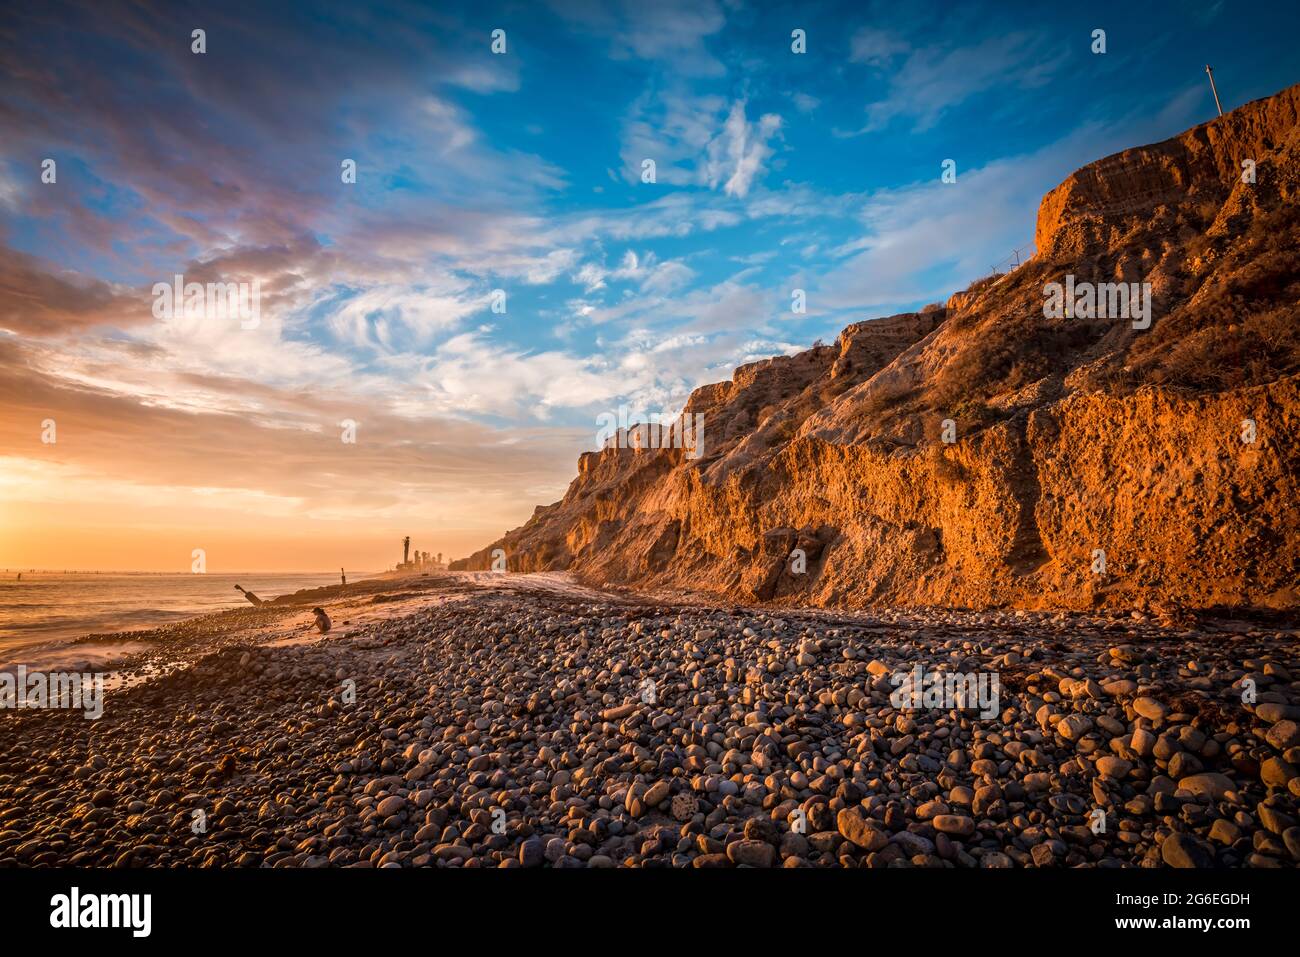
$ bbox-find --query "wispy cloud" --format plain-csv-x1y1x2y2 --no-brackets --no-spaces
844,28,1067,134
550,0,727,76
705,102,783,198
620,89,783,197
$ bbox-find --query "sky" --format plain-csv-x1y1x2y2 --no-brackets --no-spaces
1,0,1298,572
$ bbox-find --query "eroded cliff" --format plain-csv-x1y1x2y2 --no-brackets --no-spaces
454,84,1300,614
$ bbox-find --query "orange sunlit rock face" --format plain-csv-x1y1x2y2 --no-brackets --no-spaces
455,85,1300,614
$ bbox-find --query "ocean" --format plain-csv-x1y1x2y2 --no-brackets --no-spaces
0,571,365,666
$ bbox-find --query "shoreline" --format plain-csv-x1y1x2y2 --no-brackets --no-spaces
3,571,630,677
0,570,401,673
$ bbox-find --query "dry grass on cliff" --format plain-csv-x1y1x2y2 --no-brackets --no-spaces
926,316,1099,422
1116,204,1300,393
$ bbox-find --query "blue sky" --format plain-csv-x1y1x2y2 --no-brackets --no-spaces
2,0,1299,568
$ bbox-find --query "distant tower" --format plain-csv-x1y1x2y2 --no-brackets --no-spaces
403,536,410,564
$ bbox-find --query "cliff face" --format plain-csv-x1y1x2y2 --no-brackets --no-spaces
455,84,1300,613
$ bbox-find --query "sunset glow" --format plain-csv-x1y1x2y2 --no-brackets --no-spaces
3,1,1297,574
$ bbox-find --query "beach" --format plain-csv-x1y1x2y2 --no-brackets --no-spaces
1,571,1297,868
0,572,369,670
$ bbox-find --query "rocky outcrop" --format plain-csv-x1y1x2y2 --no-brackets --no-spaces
1036,83,1300,259
455,84,1300,614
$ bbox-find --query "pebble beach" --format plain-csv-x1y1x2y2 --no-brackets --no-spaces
2,572,1298,869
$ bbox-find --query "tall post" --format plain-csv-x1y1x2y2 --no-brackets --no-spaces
1205,65,1223,117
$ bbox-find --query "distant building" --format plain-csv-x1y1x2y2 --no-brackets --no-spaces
396,539,447,573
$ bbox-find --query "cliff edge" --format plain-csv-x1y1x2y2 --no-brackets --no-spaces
455,84,1300,614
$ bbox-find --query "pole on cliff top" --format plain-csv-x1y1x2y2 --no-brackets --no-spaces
1205,65,1223,117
